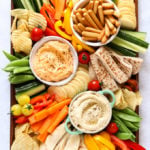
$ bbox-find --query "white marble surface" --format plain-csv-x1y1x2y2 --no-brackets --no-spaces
0,0,150,149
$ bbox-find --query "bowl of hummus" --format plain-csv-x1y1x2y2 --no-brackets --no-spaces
65,90,116,134
30,36,78,86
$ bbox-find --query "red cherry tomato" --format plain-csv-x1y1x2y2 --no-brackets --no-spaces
31,27,44,41
106,122,119,134
78,52,90,64
15,116,28,124
88,80,101,91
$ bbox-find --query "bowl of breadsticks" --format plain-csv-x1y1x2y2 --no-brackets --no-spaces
71,0,121,47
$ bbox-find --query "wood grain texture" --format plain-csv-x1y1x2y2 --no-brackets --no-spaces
10,0,139,147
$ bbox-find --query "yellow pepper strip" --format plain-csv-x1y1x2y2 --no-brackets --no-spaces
93,139,110,150
68,0,73,9
72,39,78,50
93,135,116,150
72,35,95,53
84,134,99,150
63,7,73,35
77,44,83,52
54,20,72,41
99,131,111,141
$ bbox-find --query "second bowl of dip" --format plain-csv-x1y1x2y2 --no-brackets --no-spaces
65,90,116,134
30,36,78,86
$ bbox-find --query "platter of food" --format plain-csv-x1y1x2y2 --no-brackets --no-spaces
3,0,149,149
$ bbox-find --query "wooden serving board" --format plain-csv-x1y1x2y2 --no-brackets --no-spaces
10,0,139,148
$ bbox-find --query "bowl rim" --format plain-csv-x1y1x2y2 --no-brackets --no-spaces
70,0,121,47
68,90,112,134
29,36,79,86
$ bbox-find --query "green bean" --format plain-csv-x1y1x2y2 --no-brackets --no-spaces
115,132,133,140
3,51,19,61
122,120,139,132
113,110,141,122
132,122,140,128
6,59,29,67
9,75,35,84
13,67,31,74
118,108,139,117
3,66,15,72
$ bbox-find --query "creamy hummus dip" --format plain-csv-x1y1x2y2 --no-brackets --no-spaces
33,41,73,82
70,91,112,133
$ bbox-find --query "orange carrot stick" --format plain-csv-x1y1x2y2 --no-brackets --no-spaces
34,109,49,122
47,99,71,115
39,112,58,134
31,120,44,132
29,115,37,125
48,106,68,133
37,131,48,143
46,101,57,109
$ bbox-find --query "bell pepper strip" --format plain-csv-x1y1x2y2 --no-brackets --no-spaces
126,79,139,92
30,95,46,105
40,6,55,30
43,3,55,16
110,135,129,150
43,93,51,100
93,139,110,150
72,35,95,53
45,27,59,36
50,0,55,6
124,140,146,150
93,135,115,150
84,134,99,150
34,99,53,109
77,45,83,52
99,131,111,141
15,116,28,124
54,20,72,40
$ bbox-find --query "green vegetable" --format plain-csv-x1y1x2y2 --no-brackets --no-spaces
115,133,133,140
14,52,25,58
119,108,139,117
6,59,29,67
9,75,35,84
113,110,141,122
3,51,19,61
16,84,46,99
3,66,15,72
13,66,31,74
122,120,139,132
33,0,42,12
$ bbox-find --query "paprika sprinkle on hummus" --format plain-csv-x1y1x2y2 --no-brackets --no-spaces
32,41,73,82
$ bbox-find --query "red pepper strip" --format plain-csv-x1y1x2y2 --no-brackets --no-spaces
111,135,129,150
124,140,146,150
30,95,46,105
43,3,55,16
43,93,51,100
40,6,55,30
34,99,53,109
45,27,59,36
15,116,28,124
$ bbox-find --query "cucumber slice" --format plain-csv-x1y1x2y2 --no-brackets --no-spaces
16,84,46,99
107,43,137,57
121,30,147,40
118,31,149,48
112,37,147,53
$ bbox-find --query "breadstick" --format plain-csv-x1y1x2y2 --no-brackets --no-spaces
105,18,115,30
82,18,90,26
76,12,83,23
85,27,101,33
83,12,99,29
82,31,100,38
101,35,107,43
105,23,110,37
107,15,116,24
78,23,85,31
102,3,114,9
88,0,94,9
72,15,78,24
103,9,114,15
98,6,104,25
115,20,120,27
113,11,121,18
73,24,82,35
88,10,103,29
111,27,117,35
82,36,99,41
82,8,87,14
99,29,105,41
93,1,99,14
99,0,103,4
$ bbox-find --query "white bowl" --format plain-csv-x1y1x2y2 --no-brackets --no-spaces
70,0,120,47
29,36,78,86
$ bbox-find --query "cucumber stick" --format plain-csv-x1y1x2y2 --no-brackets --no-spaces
33,0,42,12
21,0,29,9
42,0,50,4
112,37,147,53
118,31,149,48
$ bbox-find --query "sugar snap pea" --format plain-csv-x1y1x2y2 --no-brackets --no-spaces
113,110,141,122
14,52,25,58
118,108,139,117
115,132,133,140
3,66,15,72
3,51,19,61
122,120,139,132
9,75,35,84
6,59,29,67
13,67,31,74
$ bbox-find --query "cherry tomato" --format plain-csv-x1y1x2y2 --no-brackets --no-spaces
15,116,28,124
78,52,90,64
106,122,119,134
11,104,22,116
31,27,44,41
22,104,34,116
88,80,101,91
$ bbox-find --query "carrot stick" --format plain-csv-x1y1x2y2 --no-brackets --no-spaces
29,115,37,125
39,112,58,134
46,101,57,109
47,99,71,115
48,106,68,133
37,131,48,143
31,120,44,132
34,109,49,122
